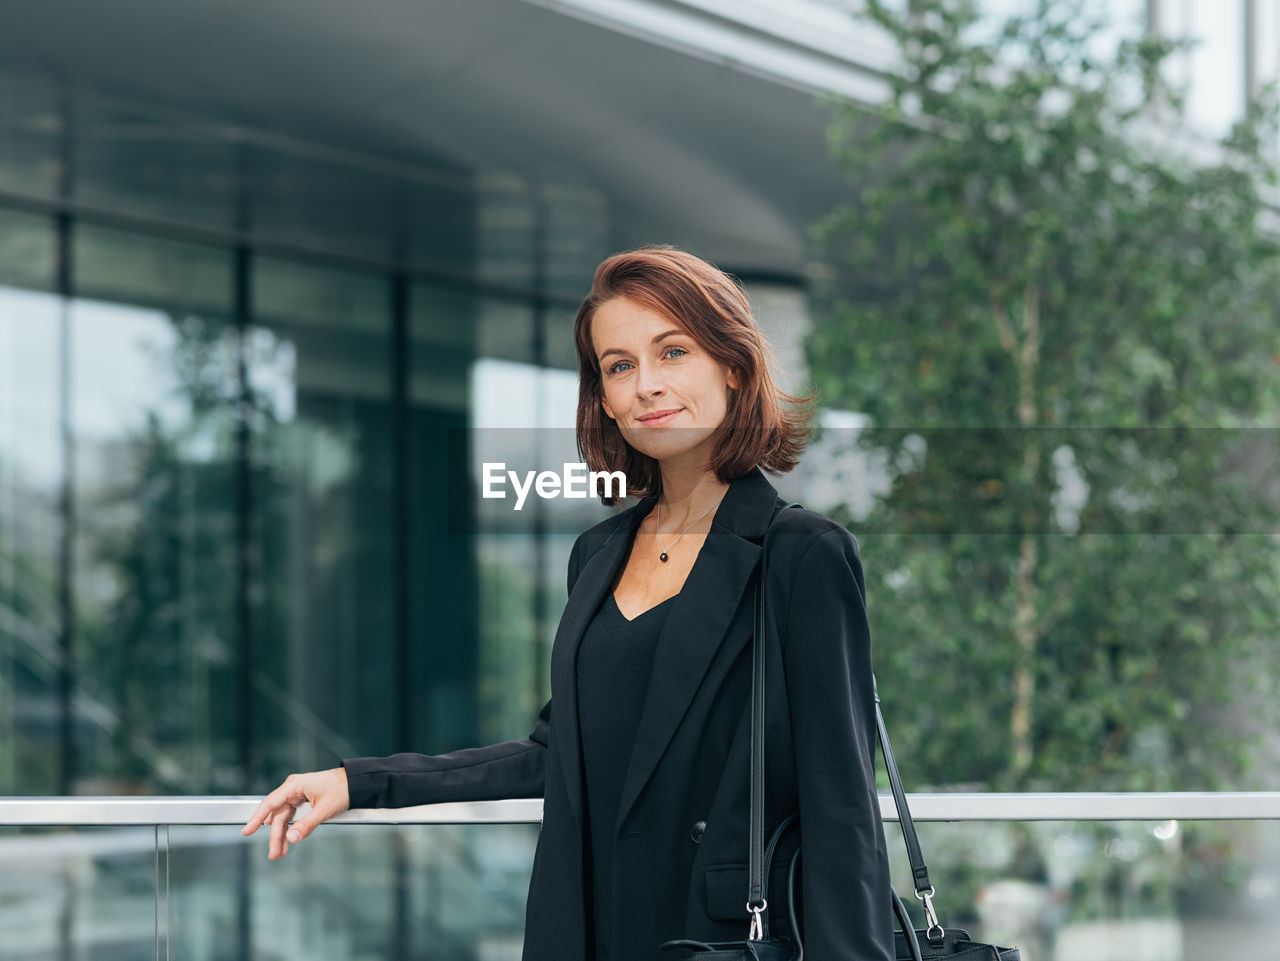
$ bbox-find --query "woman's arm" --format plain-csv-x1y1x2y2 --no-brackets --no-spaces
341,697,553,807
341,532,587,809
244,700,553,857
781,525,896,961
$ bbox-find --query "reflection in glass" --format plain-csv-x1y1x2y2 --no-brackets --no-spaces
0,53,617,808
0,70,61,201
69,296,240,794
246,144,402,264
4,816,1277,960
75,223,232,315
0,208,56,291
73,92,239,231
407,284,487,755
539,182,609,301
163,822,540,961
249,256,395,783
0,826,160,957
883,818,1280,960
0,285,62,795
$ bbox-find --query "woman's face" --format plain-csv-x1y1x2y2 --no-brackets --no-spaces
591,295,739,467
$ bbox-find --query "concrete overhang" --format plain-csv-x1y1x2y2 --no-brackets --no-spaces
0,0,893,277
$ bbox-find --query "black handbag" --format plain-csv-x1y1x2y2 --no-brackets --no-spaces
659,540,1023,961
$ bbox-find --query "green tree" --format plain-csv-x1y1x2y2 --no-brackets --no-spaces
809,0,1280,798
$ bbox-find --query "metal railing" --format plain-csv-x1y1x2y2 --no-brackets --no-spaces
3,792,1278,825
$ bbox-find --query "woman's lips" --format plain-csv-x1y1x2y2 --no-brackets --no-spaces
637,408,682,426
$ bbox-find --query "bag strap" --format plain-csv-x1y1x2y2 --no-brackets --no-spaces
874,674,944,941
746,558,769,939
746,501,801,940
744,501,945,945
745,562,802,940
892,886,924,961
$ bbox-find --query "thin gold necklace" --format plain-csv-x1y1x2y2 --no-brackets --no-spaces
655,491,724,562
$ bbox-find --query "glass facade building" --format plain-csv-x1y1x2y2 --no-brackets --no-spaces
0,67,627,797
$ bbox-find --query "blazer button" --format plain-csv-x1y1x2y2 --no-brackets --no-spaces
690,819,707,843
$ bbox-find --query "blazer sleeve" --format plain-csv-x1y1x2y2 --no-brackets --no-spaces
781,526,895,961
340,533,586,809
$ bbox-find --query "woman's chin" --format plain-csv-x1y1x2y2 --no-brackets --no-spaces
624,426,717,463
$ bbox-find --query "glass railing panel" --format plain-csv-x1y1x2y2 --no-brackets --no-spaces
883,819,1280,960
7,799,1280,960
167,821,540,961
403,823,537,958
169,824,398,961
0,825,161,958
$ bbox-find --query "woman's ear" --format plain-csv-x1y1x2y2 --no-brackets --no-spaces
727,368,740,391
601,396,615,420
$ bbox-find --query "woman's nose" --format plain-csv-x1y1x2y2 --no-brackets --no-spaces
635,360,665,397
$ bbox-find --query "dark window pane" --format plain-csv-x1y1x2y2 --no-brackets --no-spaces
0,69,60,201
249,256,394,781
73,91,239,232
0,208,56,292
75,222,233,316
0,283,62,795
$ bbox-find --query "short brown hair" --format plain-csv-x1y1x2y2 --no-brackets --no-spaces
574,244,816,505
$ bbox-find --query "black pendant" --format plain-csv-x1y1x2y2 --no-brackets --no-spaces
659,552,669,562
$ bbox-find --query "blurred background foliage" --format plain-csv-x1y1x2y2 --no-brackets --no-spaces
808,0,1280,935
812,0,1280,795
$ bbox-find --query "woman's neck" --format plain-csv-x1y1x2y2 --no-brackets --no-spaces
652,465,729,532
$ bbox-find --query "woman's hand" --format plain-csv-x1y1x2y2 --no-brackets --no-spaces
241,766,350,859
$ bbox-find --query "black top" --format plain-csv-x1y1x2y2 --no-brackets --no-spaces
577,589,678,961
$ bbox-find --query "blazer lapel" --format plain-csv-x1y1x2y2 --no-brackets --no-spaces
551,466,783,829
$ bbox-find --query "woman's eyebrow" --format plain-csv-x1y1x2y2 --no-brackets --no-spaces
598,329,686,363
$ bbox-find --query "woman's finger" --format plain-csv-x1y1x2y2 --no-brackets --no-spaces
242,798,272,836
268,804,295,860
285,799,332,845
244,792,283,836
243,778,299,836
267,806,283,859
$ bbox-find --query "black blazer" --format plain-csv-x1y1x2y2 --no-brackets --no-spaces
341,465,895,961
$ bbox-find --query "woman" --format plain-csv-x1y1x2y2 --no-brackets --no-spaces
243,245,896,961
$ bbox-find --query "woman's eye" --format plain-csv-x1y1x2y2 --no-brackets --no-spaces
606,347,685,375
